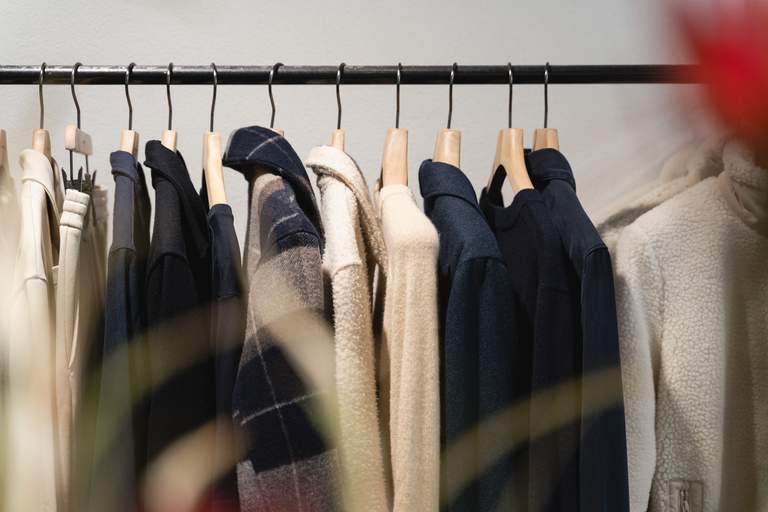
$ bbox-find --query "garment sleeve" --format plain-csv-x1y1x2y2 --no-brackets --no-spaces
446,258,518,511
579,247,629,511
613,223,664,512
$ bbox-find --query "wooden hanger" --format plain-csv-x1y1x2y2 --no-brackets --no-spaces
331,63,346,151
433,63,461,167
33,63,52,161
202,64,227,206
64,63,95,190
532,62,559,151
487,63,533,193
381,63,408,186
120,63,140,157
162,63,177,151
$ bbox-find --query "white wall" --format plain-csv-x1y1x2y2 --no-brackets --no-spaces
0,0,710,243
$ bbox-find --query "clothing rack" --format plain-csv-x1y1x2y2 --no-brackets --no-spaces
0,64,699,85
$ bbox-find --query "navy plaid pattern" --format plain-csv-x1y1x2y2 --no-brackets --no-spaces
224,127,338,512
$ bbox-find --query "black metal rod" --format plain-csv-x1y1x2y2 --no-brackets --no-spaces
0,64,700,85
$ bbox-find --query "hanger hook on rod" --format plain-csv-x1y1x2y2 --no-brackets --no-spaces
166,62,173,131
210,62,218,132
395,62,402,129
447,62,457,129
38,62,46,129
508,62,514,128
336,62,345,130
543,61,550,128
125,62,135,130
71,62,82,129
269,62,283,129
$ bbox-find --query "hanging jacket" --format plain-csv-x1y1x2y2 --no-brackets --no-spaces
374,182,440,512
87,151,151,512
223,126,338,512
6,148,63,512
306,145,390,512
614,141,768,512
480,171,580,512
527,149,629,512
419,160,516,512
143,141,216,473
202,182,246,511
595,138,726,255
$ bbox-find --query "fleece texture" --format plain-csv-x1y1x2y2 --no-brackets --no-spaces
614,141,768,512
595,138,725,255
376,184,440,512
7,149,63,512
306,146,390,512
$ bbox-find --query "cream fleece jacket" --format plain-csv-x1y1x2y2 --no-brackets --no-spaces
596,138,725,255
7,149,63,512
614,141,768,512
306,146,390,512
376,184,440,512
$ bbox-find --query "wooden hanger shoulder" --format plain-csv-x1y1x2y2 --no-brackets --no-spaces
331,128,345,151
32,128,51,160
433,128,461,167
161,129,177,152
492,128,533,193
203,131,227,207
533,127,559,151
120,129,140,158
381,127,408,187
65,124,93,156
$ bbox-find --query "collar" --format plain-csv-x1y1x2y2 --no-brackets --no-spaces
111,150,143,183
418,159,481,211
527,148,577,191
143,140,209,257
305,145,388,272
223,125,323,234
718,140,768,237
20,148,61,230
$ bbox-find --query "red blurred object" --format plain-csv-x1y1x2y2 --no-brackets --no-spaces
678,2,768,156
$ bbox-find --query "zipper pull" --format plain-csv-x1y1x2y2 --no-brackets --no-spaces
680,488,690,512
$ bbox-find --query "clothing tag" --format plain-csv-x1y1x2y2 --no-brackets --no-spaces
668,479,703,512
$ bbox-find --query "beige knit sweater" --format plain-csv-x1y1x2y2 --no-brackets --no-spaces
376,184,440,512
306,146,390,512
614,141,768,512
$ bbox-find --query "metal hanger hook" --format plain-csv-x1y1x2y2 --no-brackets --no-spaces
38,62,46,129
269,62,283,129
508,62,514,128
544,61,550,128
166,62,173,130
447,62,457,129
125,62,135,130
395,62,402,129
71,62,82,129
336,62,345,130
209,62,218,132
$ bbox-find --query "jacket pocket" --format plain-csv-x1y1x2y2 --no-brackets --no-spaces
668,479,703,512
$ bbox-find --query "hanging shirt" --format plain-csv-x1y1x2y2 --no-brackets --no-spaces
143,141,215,471
203,194,246,511
614,141,768,512
305,146,390,512
374,183,440,512
54,188,90,511
87,151,151,512
479,171,580,512
526,148,629,512
223,126,338,512
419,160,516,512
6,148,63,512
